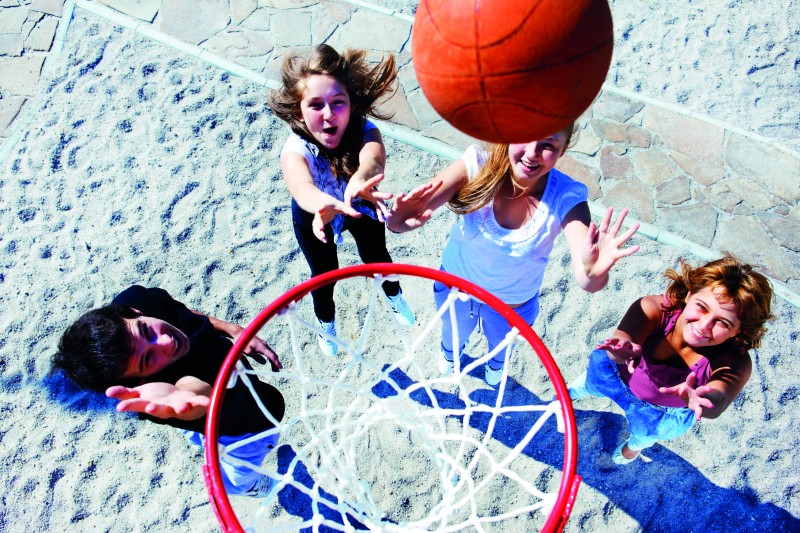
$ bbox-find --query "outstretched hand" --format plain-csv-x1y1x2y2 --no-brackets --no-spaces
312,199,362,242
596,337,642,373
343,173,393,222
230,329,282,370
106,380,211,421
583,207,640,278
386,180,444,233
659,372,715,421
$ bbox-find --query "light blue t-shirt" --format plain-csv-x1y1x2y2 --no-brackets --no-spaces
441,145,588,304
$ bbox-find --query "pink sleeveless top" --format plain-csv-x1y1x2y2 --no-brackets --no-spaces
619,301,712,408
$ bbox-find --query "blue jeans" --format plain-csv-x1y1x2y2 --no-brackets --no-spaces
569,349,697,451
184,430,279,495
433,280,540,369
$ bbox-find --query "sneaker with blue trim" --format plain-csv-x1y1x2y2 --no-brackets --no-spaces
612,440,640,465
387,291,414,326
484,363,503,387
317,318,338,357
244,474,277,498
567,372,593,401
439,350,454,375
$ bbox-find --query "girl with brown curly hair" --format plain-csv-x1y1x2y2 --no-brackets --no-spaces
569,255,774,464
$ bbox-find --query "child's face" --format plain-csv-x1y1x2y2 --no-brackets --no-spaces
119,315,191,379
507,131,568,182
679,286,741,348
299,74,351,150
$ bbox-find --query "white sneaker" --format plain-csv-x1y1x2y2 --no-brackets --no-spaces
387,291,414,326
439,350,454,375
244,474,276,498
567,372,593,400
317,318,337,357
484,363,503,387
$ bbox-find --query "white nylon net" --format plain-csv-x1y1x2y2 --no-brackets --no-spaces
213,273,570,532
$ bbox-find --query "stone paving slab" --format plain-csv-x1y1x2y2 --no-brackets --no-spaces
0,0,798,300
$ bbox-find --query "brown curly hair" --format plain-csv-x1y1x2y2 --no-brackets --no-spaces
447,122,578,215
267,44,397,179
663,255,774,350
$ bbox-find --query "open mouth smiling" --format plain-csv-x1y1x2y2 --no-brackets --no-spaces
689,323,709,341
520,159,540,173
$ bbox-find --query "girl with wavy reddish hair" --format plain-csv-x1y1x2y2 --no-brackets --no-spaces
569,255,774,464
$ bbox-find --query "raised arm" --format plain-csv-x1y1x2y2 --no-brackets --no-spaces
343,128,394,220
597,295,663,369
193,311,281,370
281,151,361,242
106,376,212,421
659,352,752,420
562,205,640,293
386,158,468,233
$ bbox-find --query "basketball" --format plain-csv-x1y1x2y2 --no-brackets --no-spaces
411,0,614,143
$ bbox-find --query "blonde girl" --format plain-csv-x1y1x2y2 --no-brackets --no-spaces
388,125,639,385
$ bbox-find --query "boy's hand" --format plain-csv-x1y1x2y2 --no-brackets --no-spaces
659,372,715,421
206,317,282,370
597,337,642,373
230,328,282,370
106,380,210,421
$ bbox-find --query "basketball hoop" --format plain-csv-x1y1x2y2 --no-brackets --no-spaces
204,263,581,532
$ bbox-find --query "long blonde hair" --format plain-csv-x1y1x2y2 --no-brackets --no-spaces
447,122,578,215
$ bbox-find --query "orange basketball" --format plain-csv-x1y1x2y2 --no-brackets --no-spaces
411,0,613,143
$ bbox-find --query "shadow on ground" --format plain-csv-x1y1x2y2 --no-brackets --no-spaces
272,362,799,532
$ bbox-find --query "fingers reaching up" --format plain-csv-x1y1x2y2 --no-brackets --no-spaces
658,372,715,421
387,180,444,233
585,207,641,276
312,200,362,242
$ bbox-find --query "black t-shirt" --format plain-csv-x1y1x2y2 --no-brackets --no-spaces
112,285,285,436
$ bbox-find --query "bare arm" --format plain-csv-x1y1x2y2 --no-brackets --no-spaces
387,158,468,233
106,376,212,421
702,354,752,418
562,205,640,293
349,127,385,185
281,151,356,216
343,128,394,220
281,150,362,242
194,311,282,370
659,352,752,420
598,295,663,368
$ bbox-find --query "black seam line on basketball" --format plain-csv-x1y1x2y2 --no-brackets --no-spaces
418,0,547,50
477,0,547,48
415,37,613,78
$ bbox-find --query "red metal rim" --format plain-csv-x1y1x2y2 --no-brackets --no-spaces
204,263,580,533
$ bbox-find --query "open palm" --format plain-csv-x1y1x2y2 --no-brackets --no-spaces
106,381,210,420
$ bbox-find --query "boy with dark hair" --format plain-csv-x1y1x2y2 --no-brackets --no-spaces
53,285,285,497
